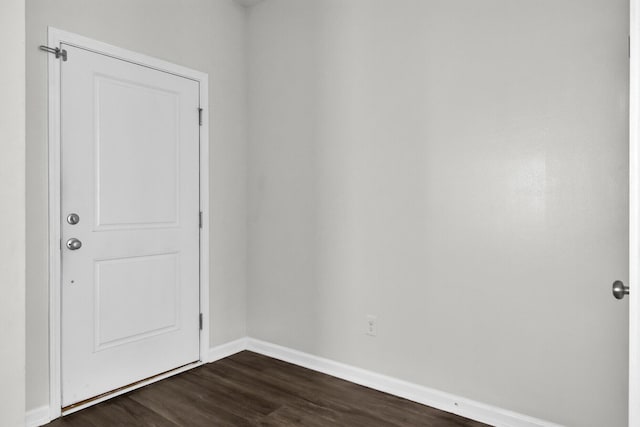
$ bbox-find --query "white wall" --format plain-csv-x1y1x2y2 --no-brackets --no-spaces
247,1,630,426
0,0,26,426
26,0,248,412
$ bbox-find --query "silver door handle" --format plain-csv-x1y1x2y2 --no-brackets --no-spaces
66,238,82,250
67,213,80,225
612,280,629,300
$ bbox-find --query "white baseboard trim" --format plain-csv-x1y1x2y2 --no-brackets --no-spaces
27,337,562,427
26,405,50,427
246,338,563,427
206,337,249,363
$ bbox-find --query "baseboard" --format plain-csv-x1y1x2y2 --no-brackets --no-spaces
27,337,562,427
246,338,563,427
206,337,249,363
26,405,50,427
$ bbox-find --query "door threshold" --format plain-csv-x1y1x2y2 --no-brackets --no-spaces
61,360,201,416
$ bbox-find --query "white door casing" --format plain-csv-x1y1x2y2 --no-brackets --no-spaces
632,0,640,425
48,29,210,417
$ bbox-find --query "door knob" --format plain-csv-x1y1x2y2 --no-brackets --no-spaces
612,280,629,300
67,213,80,225
66,238,82,250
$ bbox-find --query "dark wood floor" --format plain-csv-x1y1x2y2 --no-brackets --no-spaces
48,351,488,426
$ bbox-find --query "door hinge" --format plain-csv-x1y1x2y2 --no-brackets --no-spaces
199,313,203,330
199,211,203,229
198,108,203,126
39,45,68,61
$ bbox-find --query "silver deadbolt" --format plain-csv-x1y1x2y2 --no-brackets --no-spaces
67,213,80,225
612,280,629,300
66,238,82,250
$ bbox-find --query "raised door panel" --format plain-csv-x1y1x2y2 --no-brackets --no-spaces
95,76,180,230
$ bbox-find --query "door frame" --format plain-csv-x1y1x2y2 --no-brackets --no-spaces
46,27,210,420
632,1,639,425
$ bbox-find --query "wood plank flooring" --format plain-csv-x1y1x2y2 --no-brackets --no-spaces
47,351,488,426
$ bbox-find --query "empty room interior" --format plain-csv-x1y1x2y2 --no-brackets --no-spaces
1,0,638,426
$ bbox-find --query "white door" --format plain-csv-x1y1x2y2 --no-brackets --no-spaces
60,44,201,407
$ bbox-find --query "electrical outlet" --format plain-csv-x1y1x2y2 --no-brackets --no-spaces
366,315,377,336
